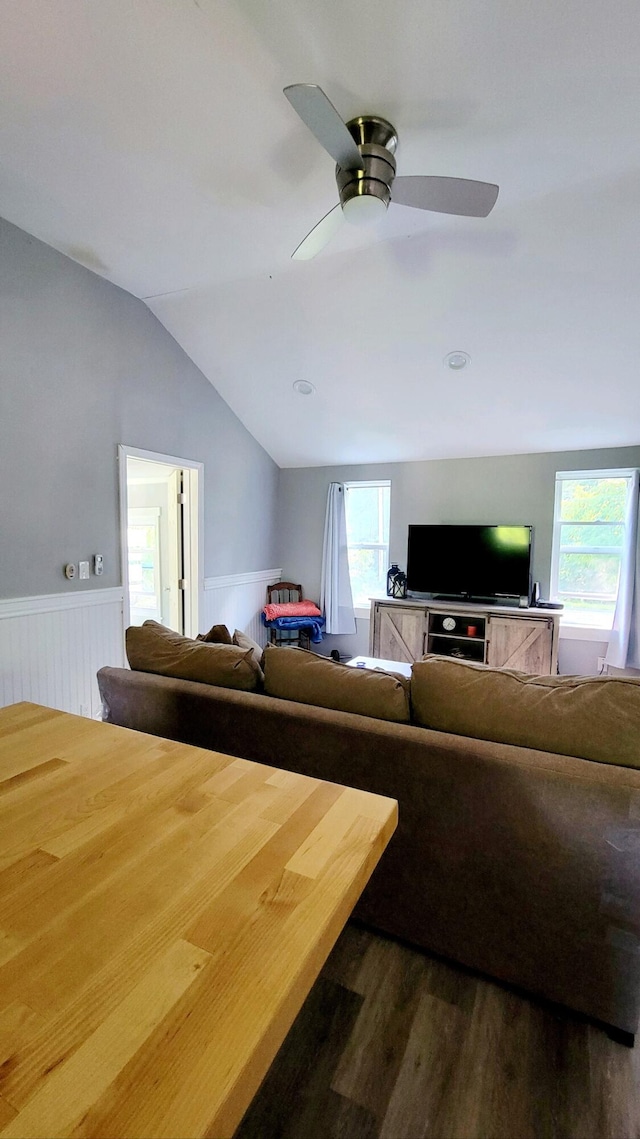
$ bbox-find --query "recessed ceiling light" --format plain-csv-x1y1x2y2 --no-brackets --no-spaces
293,380,315,395
444,351,471,370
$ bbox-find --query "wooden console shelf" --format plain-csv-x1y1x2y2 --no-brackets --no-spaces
370,597,560,674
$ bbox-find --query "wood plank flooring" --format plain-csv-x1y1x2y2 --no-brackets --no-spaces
235,923,640,1139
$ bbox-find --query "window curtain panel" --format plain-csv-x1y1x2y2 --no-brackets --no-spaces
606,469,640,669
320,482,356,635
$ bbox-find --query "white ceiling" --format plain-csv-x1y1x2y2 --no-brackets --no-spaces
1,0,639,467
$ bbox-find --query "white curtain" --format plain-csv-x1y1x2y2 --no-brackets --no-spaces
606,469,640,669
320,482,356,635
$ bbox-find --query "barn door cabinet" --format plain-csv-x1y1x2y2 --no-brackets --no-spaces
485,615,554,673
370,601,427,664
370,598,559,674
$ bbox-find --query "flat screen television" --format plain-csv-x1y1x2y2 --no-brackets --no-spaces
406,524,532,602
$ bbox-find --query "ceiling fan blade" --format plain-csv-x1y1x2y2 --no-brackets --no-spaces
292,203,344,260
392,176,499,217
284,84,364,171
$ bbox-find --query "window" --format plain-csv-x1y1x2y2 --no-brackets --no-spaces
344,481,391,611
550,469,635,629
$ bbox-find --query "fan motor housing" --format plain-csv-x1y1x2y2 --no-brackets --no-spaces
346,115,398,153
336,116,397,211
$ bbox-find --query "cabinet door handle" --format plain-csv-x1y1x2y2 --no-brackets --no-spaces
422,631,427,656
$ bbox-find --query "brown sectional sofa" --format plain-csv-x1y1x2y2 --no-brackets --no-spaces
97,650,640,1041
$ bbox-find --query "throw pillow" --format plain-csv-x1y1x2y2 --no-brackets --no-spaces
232,628,265,674
126,620,261,691
411,655,640,768
196,623,233,644
263,645,410,723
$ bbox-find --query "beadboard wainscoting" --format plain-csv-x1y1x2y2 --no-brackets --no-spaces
0,588,125,717
203,568,282,646
0,569,282,718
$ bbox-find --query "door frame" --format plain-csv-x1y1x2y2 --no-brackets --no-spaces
118,445,204,639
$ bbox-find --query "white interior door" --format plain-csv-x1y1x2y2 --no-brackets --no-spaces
165,469,183,632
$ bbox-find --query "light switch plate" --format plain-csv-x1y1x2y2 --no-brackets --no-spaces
79,560,90,580
94,554,104,576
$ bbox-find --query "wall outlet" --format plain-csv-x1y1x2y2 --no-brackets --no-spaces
597,657,608,674
79,560,90,580
94,554,104,576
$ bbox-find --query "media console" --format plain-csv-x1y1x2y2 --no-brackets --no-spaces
370,597,560,674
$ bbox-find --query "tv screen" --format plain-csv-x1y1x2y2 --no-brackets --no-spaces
406,524,532,601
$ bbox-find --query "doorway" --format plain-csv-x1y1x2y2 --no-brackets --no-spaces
119,446,203,638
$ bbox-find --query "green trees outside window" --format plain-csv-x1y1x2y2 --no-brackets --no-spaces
552,474,632,627
344,482,391,609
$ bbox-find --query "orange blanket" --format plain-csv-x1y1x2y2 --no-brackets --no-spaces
263,601,322,621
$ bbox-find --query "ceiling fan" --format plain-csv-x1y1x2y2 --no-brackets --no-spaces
284,84,499,260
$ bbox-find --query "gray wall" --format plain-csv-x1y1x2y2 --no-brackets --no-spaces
277,445,640,669
0,218,279,599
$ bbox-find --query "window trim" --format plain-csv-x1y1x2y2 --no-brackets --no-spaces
550,468,636,632
344,479,391,618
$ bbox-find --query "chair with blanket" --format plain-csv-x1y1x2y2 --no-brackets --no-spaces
263,582,325,649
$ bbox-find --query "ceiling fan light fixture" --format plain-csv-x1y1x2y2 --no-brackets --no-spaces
444,351,471,370
284,85,499,260
293,380,315,395
342,194,388,226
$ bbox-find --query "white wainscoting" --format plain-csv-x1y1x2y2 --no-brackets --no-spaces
203,568,282,646
0,569,282,719
0,588,125,717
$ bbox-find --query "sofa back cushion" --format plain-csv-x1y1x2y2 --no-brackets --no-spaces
196,623,233,644
411,655,640,768
232,628,265,672
126,621,262,691
263,645,410,723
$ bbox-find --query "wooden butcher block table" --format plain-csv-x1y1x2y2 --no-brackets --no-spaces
0,703,397,1139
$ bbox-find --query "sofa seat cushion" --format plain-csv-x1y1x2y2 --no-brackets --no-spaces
263,645,411,723
411,655,640,768
126,620,262,691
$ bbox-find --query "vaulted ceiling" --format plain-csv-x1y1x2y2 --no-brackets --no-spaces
2,0,639,466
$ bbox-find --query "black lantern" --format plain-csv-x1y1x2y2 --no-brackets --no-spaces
390,569,407,599
386,563,400,597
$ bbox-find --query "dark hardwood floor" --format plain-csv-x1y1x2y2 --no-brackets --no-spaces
235,923,640,1139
